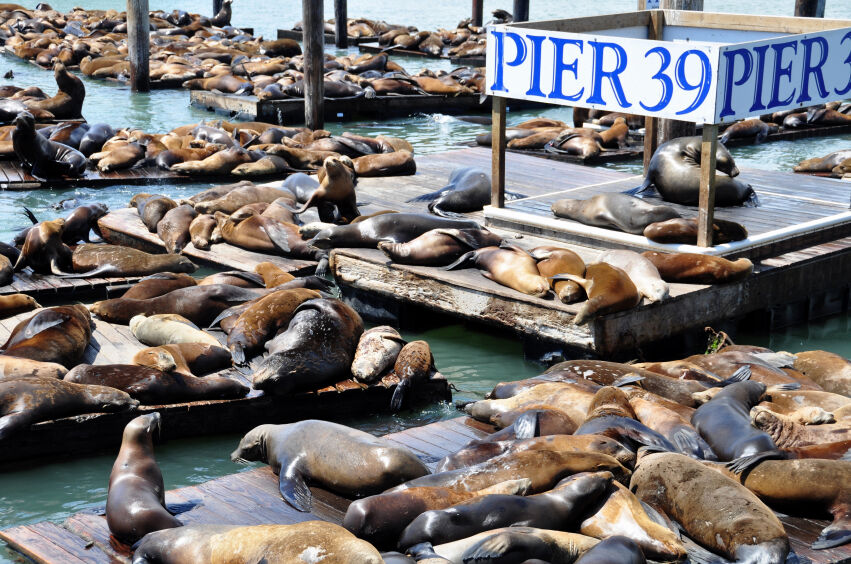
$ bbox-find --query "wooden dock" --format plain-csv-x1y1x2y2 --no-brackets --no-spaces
2,415,848,564
97,207,316,274
276,28,378,45
0,308,450,466
0,270,142,301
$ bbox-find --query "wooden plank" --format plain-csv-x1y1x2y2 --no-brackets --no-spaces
662,9,851,34
697,124,719,247
491,96,507,208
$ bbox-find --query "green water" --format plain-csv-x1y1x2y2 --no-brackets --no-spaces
2,1,851,561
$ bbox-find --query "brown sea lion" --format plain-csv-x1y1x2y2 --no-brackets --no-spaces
530,246,585,303
629,395,714,460
0,355,67,381
106,413,181,545
642,251,753,284
198,271,264,288
426,527,599,562
131,194,178,233
231,420,429,511
793,149,851,173
631,452,790,564
378,228,502,267
213,212,324,261
64,364,247,404
552,193,680,235
131,343,232,377
793,350,851,396
353,150,416,177
122,273,197,300
0,377,137,440
181,74,253,94
751,406,851,448
0,255,11,286
285,156,359,223
446,245,550,297
157,204,198,254
555,263,641,325
390,340,436,411
599,117,630,148
71,244,197,277
188,213,217,250
194,184,292,214
719,118,779,144
13,218,73,275
0,294,40,319
468,381,598,427
643,217,748,244
254,261,295,287
308,213,479,249
351,326,405,384
597,249,669,303
1,304,92,367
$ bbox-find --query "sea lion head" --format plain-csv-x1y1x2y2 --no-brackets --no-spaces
13,110,35,132
40,217,66,238
89,384,139,412
231,424,273,463
135,348,177,372
307,226,337,250
123,412,161,442
715,143,739,178
749,406,786,435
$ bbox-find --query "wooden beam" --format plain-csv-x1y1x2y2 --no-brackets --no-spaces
512,0,529,23
697,124,719,247
334,0,347,49
662,10,850,34
472,0,484,27
302,0,325,130
510,12,650,32
491,97,507,208
126,0,150,92
795,0,826,17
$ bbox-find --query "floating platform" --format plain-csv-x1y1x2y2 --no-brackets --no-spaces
0,308,450,466
276,28,378,45
189,90,541,123
358,41,485,66
2,416,848,564
97,207,317,274
0,270,142,301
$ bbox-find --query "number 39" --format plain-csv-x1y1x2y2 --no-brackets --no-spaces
641,47,712,115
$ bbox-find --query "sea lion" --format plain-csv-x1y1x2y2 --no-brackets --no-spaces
467,381,598,427
529,246,585,303
750,406,851,448
252,298,363,395
129,314,223,348
106,413,181,545
12,111,86,178
13,218,73,275
181,74,253,94
408,167,523,217
554,263,641,324
156,204,197,254
354,150,416,177
629,395,715,460
285,156,360,223
390,340,436,411
0,255,12,286
643,217,748,245
597,249,668,302
794,149,851,173
574,536,646,564
551,193,680,235
254,261,295,287
122,273,197,300
231,420,429,511
131,343,231,377
194,184,293,214
692,381,783,472
642,251,753,284
446,245,550,297
351,326,405,384
719,118,779,144
132,522,383,564
0,356,67,381
398,471,612,550
631,452,790,564
426,527,599,563
378,228,502,267
61,203,108,244
188,213,217,250
0,377,137,440
71,244,197,277
171,146,253,176
130,194,178,233
0,294,40,318
1,304,92,367
793,350,851,396
599,117,631,148
64,364,247,404
309,213,479,249
198,271,264,288
213,212,325,261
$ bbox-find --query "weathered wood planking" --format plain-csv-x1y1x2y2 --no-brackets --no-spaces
0,271,142,301
2,416,848,564
276,28,378,44
97,207,316,274
0,308,450,465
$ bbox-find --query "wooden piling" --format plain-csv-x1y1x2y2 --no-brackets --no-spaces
334,0,347,49
302,0,325,129
126,0,150,92
643,9,664,173
472,0,484,27
697,124,719,247
795,0,826,17
512,0,529,22
491,97,507,208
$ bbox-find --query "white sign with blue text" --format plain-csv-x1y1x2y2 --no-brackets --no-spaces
485,23,851,124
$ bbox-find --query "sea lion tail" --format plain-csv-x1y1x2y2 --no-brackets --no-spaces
812,515,851,550
22,206,38,224
428,202,465,219
742,188,760,208
390,378,410,411
443,250,476,271
623,177,656,198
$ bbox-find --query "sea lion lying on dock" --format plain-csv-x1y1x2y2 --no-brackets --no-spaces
71,244,197,277
1,304,92,367
12,111,86,178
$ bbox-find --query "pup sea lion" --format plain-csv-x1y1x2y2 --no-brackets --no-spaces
309,213,479,249
408,167,524,217
1,304,92,367
354,150,416,177
106,413,181,545
351,326,405,383
642,251,753,284
12,111,86,178
555,263,641,324
794,149,851,173
631,452,790,564
597,249,668,302
643,217,748,245
446,245,550,297
0,377,137,440
231,420,429,511
129,314,223,348
156,204,197,254
552,193,680,235
0,294,40,318
122,273,197,300
529,246,585,303
131,343,231,377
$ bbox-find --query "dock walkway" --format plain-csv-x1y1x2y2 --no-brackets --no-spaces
0,270,141,301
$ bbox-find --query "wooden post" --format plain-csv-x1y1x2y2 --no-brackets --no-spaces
795,0,825,17
126,0,150,92
334,0,347,49
491,96,507,208
512,0,529,22
213,0,222,15
697,124,719,247
472,0,483,27
643,10,664,173
302,0,324,129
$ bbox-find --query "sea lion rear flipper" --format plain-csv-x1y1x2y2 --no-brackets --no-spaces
716,365,751,386
623,178,657,199
390,378,410,412
742,188,760,208
671,428,704,459
22,207,38,224
622,425,676,453
279,471,312,512
443,250,476,271
314,255,329,278
612,374,644,388
639,501,681,537
428,202,466,219
230,343,246,366
725,449,786,474
208,306,240,329
812,512,851,550
257,219,291,254
407,543,449,562
464,531,546,562
165,500,200,516
549,273,586,285
505,190,526,201
751,351,796,368
0,412,32,441
768,382,801,392
406,186,452,203
53,262,114,278
512,410,541,440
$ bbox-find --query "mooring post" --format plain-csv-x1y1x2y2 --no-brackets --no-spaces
795,0,826,17
302,0,325,129
642,9,664,173
213,0,223,15
491,96,507,208
334,0,347,48
127,0,150,92
512,0,529,22
697,124,719,247
472,0,483,27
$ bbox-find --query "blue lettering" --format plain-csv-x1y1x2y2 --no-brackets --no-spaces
675,49,712,115
719,48,753,119
768,40,798,108
525,35,548,97
548,37,584,102
797,37,829,104
489,30,527,93
640,46,673,112
835,31,851,96
748,45,769,113
586,41,631,108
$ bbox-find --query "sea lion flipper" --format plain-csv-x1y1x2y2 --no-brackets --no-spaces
165,500,199,516
209,306,240,329
505,190,526,201
22,207,38,225
20,309,69,341
725,449,786,474
435,229,493,250
443,250,476,271
812,516,851,550
768,382,801,392
406,186,452,203
717,365,751,386
513,410,541,440
612,374,644,388
390,378,410,412
639,500,681,536
279,471,312,512
549,273,586,285
464,531,543,561
671,428,703,458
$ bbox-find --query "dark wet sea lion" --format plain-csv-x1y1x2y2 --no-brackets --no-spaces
252,298,363,395
13,218,73,275
1,304,92,367
71,244,197,277
642,251,753,284
231,420,429,511
132,522,383,564
0,294,40,319
639,136,757,206
399,472,611,550
78,123,115,156
0,377,137,440
64,364,247,404
574,536,646,564
12,111,85,178
106,413,181,545
378,228,503,266
530,246,585,303
156,204,197,254
309,212,479,249
198,271,264,288
61,203,108,244
631,452,790,564
390,340,436,411
131,343,231,377
122,273,197,300
554,263,641,324
131,193,178,233
188,213,217,250
408,167,523,217
551,193,680,235
0,242,20,264
643,216,748,244
446,245,550,297
0,255,11,287
25,61,85,119
720,118,778,144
